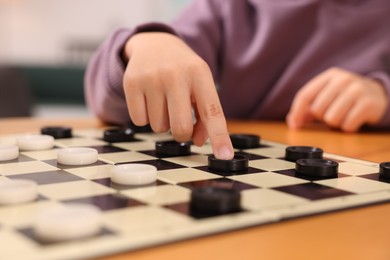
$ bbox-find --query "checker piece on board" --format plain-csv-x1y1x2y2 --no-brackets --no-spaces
0,144,19,161
285,146,323,162
230,134,260,149
295,158,338,178
156,140,191,157
190,187,241,216
111,163,157,185
57,147,98,165
103,127,135,143
33,203,102,242
41,126,72,139
17,134,54,151
0,180,38,205
379,162,390,180
208,154,248,173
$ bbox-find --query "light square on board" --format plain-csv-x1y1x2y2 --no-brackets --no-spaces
98,151,155,164
112,141,155,152
163,154,208,167
316,176,390,194
241,188,308,211
157,168,220,184
0,229,38,256
20,149,58,161
72,128,105,138
249,158,295,171
190,144,214,155
338,162,379,176
0,161,59,176
228,172,309,188
54,137,107,148
243,147,286,158
121,185,191,206
65,164,113,180
103,205,193,235
37,180,114,200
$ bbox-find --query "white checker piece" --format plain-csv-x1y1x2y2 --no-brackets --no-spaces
57,147,98,165
316,176,390,194
338,162,379,176
37,180,114,200
164,154,208,167
33,203,103,242
0,180,38,205
17,135,54,151
249,158,295,171
98,151,155,164
103,206,193,236
111,164,157,185
157,168,220,184
228,172,309,188
121,185,191,206
0,161,59,176
0,144,19,161
241,188,308,211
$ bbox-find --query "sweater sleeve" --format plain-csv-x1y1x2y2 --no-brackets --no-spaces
84,0,224,124
366,71,390,128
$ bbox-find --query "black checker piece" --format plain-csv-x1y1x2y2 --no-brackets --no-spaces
155,140,191,157
230,134,261,149
103,127,135,143
180,178,258,192
379,162,390,180
41,126,72,139
208,154,248,173
295,159,338,179
190,187,242,218
285,146,323,162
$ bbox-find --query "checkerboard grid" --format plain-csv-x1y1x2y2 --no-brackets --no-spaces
1,130,390,260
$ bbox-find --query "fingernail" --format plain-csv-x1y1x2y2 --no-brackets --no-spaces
217,146,234,160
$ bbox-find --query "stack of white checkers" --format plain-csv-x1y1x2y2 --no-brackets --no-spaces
0,133,159,242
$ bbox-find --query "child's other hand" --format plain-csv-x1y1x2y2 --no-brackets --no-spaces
123,32,234,159
287,67,388,132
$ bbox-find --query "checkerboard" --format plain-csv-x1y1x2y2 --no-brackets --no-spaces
1,128,389,259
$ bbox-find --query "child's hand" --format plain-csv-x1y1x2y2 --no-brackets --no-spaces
287,67,388,132
123,32,234,159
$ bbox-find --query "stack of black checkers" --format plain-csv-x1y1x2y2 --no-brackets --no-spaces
285,145,338,179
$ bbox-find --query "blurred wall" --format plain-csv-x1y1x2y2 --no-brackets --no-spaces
0,0,190,66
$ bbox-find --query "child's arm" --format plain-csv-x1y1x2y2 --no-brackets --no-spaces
287,67,389,131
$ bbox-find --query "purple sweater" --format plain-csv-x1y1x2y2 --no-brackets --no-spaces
85,0,390,128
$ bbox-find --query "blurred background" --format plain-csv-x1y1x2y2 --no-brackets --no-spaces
0,0,189,118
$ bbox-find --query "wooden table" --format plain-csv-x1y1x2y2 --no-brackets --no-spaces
1,118,390,260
